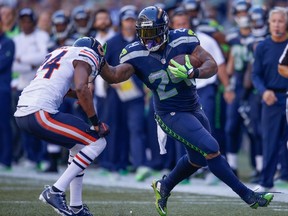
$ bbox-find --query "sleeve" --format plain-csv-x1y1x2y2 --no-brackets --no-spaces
252,42,266,95
279,43,288,65
76,47,100,75
0,38,15,72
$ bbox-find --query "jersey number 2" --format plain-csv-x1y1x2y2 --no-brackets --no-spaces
42,50,68,78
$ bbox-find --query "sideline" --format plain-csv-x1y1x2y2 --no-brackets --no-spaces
1,165,288,203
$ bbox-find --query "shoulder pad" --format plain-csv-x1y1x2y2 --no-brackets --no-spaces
119,41,149,63
169,28,197,37
168,29,199,47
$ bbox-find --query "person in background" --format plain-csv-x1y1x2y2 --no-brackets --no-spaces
92,8,115,149
245,5,270,183
225,0,255,177
102,5,150,181
12,8,50,170
0,3,19,38
100,6,274,216
0,2,21,164
49,9,75,51
252,6,288,192
71,5,94,38
0,11,15,171
37,10,52,34
278,42,288,126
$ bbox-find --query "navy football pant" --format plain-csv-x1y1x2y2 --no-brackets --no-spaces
261,103,288,187
155,108,219,167
15,110,100,149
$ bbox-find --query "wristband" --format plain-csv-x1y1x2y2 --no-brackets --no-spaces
192,68,200,78
225,85,233,92
89,115,99,126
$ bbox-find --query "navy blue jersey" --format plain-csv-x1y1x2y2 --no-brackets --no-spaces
119,29,200,113
252,37,288,98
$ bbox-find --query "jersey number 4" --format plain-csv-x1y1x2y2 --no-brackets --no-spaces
42,50,68,78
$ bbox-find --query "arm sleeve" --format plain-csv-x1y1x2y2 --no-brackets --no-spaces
252,42,266,95
279,43,288,65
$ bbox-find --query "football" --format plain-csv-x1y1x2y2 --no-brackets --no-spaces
169,54,202,68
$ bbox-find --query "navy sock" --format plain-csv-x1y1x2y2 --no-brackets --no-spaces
207,155,251,198
164,155,199,192
52,186,62,192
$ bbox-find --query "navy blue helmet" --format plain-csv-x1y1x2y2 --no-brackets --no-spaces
136,6,169,52
73,37,104,56
73,37,105,74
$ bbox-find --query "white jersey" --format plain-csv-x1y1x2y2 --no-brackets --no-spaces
195,31,225,89
14,46,100,117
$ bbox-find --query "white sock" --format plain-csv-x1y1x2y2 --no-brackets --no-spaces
70,172,84,207
226,153,238,170
54,138,106,191
255,155,263,172
69,145,84,207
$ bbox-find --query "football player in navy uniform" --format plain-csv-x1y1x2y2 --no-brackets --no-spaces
100,6,274,215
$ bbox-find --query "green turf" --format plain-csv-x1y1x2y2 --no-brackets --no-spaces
0,176,288,216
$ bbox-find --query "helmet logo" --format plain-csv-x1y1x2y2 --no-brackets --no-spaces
141,21,153,27
97,45,104,56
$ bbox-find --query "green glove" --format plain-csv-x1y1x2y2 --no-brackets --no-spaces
168,55,194,79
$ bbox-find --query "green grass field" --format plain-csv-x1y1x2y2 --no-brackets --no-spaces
0,176,288,216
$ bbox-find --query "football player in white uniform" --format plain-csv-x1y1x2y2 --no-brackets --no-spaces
14,37,109,216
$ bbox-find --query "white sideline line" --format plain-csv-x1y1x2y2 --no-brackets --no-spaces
1,165,288,204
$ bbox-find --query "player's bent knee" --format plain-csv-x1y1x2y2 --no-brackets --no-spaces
200,135,219,156
205,151,221,160
90,138,107,156
70,144,85,157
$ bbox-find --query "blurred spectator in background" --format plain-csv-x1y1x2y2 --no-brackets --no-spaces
37,11,52,34
0,3,19,38
225,0,254,177
102,5,151,181
252,7,288,192
12,8,49,170
48,9,75,51
0,2,21,164
0,11,15,170
70,5,94,38
244,5,270,183
92,8,116,144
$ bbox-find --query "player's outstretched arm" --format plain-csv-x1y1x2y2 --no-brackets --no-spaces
190,45,218,79
100,62,135,84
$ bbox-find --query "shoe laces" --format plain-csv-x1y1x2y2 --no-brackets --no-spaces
58,192,70,211
157,177,170,208
73,204,93,216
